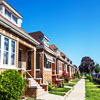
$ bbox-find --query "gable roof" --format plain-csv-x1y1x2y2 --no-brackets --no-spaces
29,31,44,45
60,52,66,57
49,44,59,52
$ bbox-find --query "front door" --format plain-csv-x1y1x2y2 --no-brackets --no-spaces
18,50,22,68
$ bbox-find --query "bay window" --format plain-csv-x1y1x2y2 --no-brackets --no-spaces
11,40,15,65
0,34,16,68
3,37,9,64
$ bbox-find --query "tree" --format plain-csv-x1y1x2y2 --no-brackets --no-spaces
79,57,95,73
0,69,25,100
95,63,100,73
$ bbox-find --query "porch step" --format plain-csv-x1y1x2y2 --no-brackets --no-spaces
28,78,47,98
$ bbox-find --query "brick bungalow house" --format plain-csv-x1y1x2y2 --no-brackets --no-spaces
0,0,78,98
29,31,64,86
0,0,48,98
49,45,76,79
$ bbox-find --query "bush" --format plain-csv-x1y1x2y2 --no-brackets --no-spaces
62,71,70,82
86,74,93,82
48,85,52,91
89,75,93,82
0,69,25,100
74,73,80,78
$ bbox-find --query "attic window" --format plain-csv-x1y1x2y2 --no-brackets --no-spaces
5,9,11,20
12,15,18,24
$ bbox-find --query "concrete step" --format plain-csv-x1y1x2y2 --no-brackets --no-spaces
28,78,46,98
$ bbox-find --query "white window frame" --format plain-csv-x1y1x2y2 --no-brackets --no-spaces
5,8,11,20
11,40,16,66
0,34,16,69
3,36,9,65
59,61,62,72
4,8,18,26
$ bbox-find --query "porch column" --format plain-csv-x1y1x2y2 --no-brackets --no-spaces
66,64,68,73
69,66,72,77
52,58,56,75
57,60,59,75
31,48,36,78
16,40,19,68
39,52,44,83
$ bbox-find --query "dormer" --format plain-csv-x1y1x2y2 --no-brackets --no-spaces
29,31,50,47
49,44,61,56
57,49,60,56
40,36,49,47
0,0,22,27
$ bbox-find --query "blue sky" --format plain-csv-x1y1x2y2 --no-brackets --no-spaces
7,0,100,66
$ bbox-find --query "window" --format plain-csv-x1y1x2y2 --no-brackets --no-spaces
0,35,16,68
3,37,9,64
36,54,40,69
39,37,43,41
11,40,15,65
59,61,62,71
27,51,31,70
5,9,11,20
12,15,18,24
44,55,51,69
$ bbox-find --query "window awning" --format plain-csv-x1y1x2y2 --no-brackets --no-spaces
45,53,54,63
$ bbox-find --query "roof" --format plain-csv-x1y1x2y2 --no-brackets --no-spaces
60,52,66,57
29,31,44,45
29,31,50,45
0,0,22,18
49,44,59,52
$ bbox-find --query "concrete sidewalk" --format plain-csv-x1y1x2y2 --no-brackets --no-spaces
64,78,85,100
37,78,85,100
37,93,64,100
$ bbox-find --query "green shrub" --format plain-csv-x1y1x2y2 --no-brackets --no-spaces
89,75,93,82
86,74,89,79
0,69,25,100
48,85,52,91
74,73,80,78
86,74,93,82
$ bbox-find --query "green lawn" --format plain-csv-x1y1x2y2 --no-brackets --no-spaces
49,78,80,96
49,87,70,96
71,79,80,83
64,83,75,87
86,79,100,100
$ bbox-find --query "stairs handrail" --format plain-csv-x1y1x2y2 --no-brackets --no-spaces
20,67,34,79
26,70,33,79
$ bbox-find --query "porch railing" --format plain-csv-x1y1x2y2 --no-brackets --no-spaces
36,71,43,83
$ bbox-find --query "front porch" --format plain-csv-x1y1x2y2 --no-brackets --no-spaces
17,43,36,79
